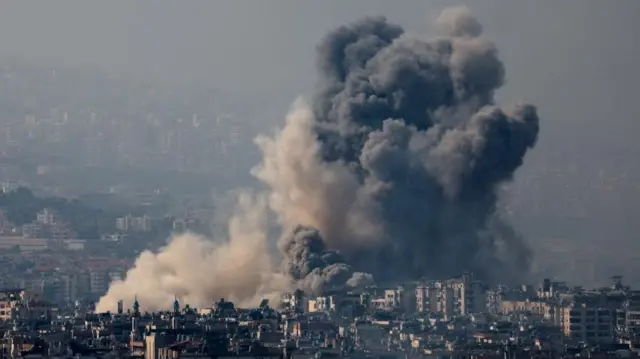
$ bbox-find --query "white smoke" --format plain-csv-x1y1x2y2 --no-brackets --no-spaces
95,193,290,313
96,100,376,312
252,99,384,250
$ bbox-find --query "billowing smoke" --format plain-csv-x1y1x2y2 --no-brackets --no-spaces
280,225,375,294
255,5,539,285
95,194,290,313
96,6,540,312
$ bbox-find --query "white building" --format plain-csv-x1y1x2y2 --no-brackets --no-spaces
308,296,333,313
116,215,153,232
36,208,58,225
384,285,416,313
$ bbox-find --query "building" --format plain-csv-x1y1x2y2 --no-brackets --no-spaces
463,279,487,314
0,210,12,234
384,286,416,313
87,266,125,298
500,299,561,325
0,289,52,321
21,223,45,239
49,222,77,240
101,233,127,242
415,276,486,318
308,296,332,313
89,270,109,296
416,284,438,313
63,239,86,251
59,271,91,304
561,301,613,343
441,286,455,320
444,276,486,315
308,295,361,317
36,208,58,225
623,291,640,333
0,180,28,193
172,217,204,233
116,217,129,232
0,289,22,321
116,215,153,232
486,288,503,314
0,237,48,252
281,290,306,313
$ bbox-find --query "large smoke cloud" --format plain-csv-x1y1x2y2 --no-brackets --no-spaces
255,5,539,284
96,6,539,312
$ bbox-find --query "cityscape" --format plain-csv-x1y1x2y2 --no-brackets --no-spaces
0,2,639,359
3,275,640,358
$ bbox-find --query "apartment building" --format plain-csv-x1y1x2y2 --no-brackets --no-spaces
415,276,486,318
384,285,416,313
500,299,562,325
116,215,153,232
416,284,438,313
562,302,613,343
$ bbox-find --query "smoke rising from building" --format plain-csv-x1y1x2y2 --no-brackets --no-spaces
95,194,289,313
96,6,540,311
255,5,539,284
280,225,376,295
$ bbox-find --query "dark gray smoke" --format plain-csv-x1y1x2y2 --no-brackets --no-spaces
255,6,539,291
281,225,375,294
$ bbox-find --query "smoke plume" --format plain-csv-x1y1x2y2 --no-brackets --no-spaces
96,6,539,312
280,225,375,295
95,193,289,313
254,6,539,285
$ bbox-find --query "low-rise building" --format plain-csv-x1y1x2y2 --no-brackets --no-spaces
0,237,49,252
116,215,153,232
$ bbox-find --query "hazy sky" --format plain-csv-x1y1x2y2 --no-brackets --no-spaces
0,1,637,100
1,1,638,145
1,2,638,186
1,1,639,283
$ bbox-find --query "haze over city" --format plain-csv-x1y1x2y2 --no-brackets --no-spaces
0,2,639,357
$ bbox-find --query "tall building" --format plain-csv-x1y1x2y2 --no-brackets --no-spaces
384,285,416,313
415,275,486,317
89,269,109,296
416,284,438,313
623,291,640,333
561,301,613,343
60,271,91,305
36,208,58,225
441,286,455,320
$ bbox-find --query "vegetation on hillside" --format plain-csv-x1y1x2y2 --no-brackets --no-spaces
0,187,117,238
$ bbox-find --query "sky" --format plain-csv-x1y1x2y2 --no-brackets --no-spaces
0,0,639,285
1,1,637,98
1,1,638,144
